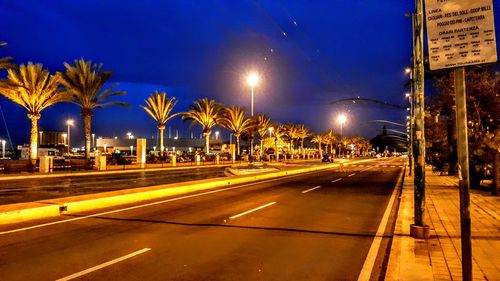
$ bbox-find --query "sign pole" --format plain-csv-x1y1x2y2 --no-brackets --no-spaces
410,0,429,239
454,66,472,281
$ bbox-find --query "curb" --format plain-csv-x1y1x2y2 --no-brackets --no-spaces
0,158,378,226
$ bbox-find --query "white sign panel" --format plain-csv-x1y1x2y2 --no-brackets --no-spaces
425,0,497,70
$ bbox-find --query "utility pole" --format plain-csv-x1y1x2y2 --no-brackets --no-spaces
410,0,429,239
454,66,472,281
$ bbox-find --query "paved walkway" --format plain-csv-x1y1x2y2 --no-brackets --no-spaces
386,166,500,281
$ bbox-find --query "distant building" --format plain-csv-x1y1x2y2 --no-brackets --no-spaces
370,126,408,153
96,137,222,154
39,131,66,146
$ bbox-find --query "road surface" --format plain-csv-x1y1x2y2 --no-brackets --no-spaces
0,157,404,281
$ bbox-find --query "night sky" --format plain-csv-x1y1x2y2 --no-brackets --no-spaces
0,1,498,147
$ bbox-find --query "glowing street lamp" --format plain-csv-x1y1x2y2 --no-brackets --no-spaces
66,119,74,154
127,132,133,139
215,131,220,140
246,72,259,116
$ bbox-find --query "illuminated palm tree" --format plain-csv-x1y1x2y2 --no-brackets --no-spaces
286,123,301,158
0,63,71,164
182,98,222,154
324,129,338,154
0,42,14,70
273,123,287,160
58,59,128,159
141,91,179,157
311,134,324,156
297,124,310,158
256,114,271,157
220,106,254,156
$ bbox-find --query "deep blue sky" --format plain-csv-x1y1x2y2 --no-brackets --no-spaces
1,1,498,147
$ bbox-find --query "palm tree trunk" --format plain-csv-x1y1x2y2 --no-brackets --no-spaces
84,114,92,159
205,132,210,154
236,137,240,156
158,126,164,157
28,114,40,166
318,141,322,156
260,137,263,158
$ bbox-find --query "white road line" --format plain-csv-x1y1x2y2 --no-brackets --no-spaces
357,169,403,281
348,173,356,177
301,186,322,194
229,202,276,220
56,248,151,281
1,173,315,235
330,178,343,183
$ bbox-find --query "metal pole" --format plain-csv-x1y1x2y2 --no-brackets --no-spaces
410,0,429,238
339,122,343,156
67,124,71,154
251,85,254,117
454,66,472,281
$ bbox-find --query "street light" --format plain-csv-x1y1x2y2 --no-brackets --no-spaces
215,131,220,140
127,132,132,139
246,72,259,117
66,119,74,154
337,114,347,156
92,133,95,150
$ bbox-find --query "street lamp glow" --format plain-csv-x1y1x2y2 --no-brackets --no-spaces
405,93,410,98
337,114,347,125
246,73,259,87
405,67,411,74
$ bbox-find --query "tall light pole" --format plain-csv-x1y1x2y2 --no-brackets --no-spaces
246,73,259,117
337,114,347,156
62,133,67,149
92,133,95,150
66,119,74,154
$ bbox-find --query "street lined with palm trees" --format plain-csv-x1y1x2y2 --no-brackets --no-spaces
0,157,404,281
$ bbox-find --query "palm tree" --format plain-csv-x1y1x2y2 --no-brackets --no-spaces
220,106,254,156
273,123,287,160
58,59,128,159
297,124,310,158
0,63,71,164
311,134,324,156
141,91,179,157
324,129,338,155
256,114,271,157
286,123,300,158
182,98,222,154
0,42,14,70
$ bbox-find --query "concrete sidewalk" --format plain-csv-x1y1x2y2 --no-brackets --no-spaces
386,166,500,281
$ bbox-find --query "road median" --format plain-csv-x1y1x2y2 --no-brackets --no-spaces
0,158,378,226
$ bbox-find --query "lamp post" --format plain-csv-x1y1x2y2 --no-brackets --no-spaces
66,119,74,154
246,73,259,117
92,133,95,150
337,114,347,157
215,131,219,140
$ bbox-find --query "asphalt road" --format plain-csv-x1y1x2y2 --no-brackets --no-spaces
0,167,227,205
0,158,404,281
